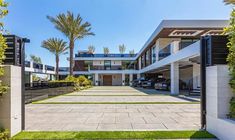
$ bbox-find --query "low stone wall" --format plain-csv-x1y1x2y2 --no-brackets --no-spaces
25,86,74,103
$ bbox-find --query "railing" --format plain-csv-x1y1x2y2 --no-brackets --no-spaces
158,44,171,60
59,67,69,72
33,62,43,70
90,66,122,70
45,65,55,71
25,61,31,67
75,53,137,58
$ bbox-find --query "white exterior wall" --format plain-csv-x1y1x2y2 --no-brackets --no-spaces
111,60,122,66
112,74,122,86
206,65,235,140
93,60,104,66
0,65,22,136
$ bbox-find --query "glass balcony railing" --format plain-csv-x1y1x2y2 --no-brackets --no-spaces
75,53,137,58
45,65,55,71
59,67,69,72
33,62,43,70
25,61,30,67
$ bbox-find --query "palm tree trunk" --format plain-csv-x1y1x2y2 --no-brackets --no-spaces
56,54,59,80
69,40,74,75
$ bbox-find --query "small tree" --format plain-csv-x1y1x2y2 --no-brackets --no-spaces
30,55,42,64
88,45,95,54
103,47,109,56
119,44,126,55
224,9,235,118
0,0,8,96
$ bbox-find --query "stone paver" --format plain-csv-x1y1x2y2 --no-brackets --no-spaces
25,86,200,131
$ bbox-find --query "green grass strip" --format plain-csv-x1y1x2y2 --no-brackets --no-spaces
12,131,216,139
63,94,167,96
32,101,200,104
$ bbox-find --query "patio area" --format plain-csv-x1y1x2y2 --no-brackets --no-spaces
25,86,200,131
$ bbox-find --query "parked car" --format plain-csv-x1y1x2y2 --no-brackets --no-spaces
142,78,165,88
154,79,187,90
132,77,147,87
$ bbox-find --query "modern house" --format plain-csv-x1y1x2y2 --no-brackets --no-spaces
59,20,229,94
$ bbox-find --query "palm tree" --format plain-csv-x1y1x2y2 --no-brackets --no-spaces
224,0,235,4
103,47,109,56
30,55,42,64
41,38,68,80
129,49,135,57
119,44,126,55
88,45,95,54
47,11,94,75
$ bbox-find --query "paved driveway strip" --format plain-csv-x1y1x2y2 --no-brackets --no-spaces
25,86,200,131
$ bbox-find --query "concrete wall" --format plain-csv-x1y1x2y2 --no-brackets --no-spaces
112,74,122,86
206,65,235,140
0,65,22,136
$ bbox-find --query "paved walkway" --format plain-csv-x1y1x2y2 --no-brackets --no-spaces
25,86,200,131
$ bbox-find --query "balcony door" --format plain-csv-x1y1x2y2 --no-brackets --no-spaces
104,60,111,70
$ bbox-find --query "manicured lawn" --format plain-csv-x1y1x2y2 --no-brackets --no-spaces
32,101,200,104
12,131,216,139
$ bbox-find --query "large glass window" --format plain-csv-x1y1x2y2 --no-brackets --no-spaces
141,55,145,68
104,60,111,70
179,38,199,50
151,46,156,64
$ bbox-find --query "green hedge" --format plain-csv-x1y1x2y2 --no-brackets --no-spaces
51,75,92,91
0,128,9,140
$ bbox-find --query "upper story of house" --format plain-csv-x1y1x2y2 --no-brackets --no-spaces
71,20,229,74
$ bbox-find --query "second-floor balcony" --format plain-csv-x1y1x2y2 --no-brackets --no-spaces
75,53,137,58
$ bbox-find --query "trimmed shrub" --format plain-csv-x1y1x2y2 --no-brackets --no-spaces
0,128,9,140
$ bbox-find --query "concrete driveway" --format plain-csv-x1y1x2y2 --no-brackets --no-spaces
25,86,200,131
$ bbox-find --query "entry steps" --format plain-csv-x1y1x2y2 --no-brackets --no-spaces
188,87,200,96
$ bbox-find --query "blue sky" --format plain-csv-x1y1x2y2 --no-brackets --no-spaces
4,0,232,67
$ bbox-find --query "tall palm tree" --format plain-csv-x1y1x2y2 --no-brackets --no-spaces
47,11,94,75
103,47,109,56
119,44,126,54
30,55,42,64
88,45,95,54
224,0,235,4
41,38,68,80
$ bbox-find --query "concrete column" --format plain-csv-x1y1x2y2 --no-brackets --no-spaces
138,57,141,70
122,73,125,86
170,62,179,95
170,41,180,54
95,73,99,86
155,40,160,61
193,63,200,89
137,73,141,79
30,72,33,83
0,66,22,136
129,74,133,86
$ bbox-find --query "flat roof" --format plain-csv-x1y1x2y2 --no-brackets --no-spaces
135,20,229,58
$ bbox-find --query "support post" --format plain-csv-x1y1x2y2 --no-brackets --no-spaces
122,73,125,86
129,74,133,86
170,62,179,95
95,73,99,86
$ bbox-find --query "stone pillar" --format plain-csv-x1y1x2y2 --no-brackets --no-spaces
170,40,180,54
30,72,33,83
193,63,200,89
137,73,141,79
122,73,125,86
95,73,99,86
206,65,235,140
138,57,141,70
170,62,179,95
0,65,22,136
155,40,160,61
129,74,133,86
